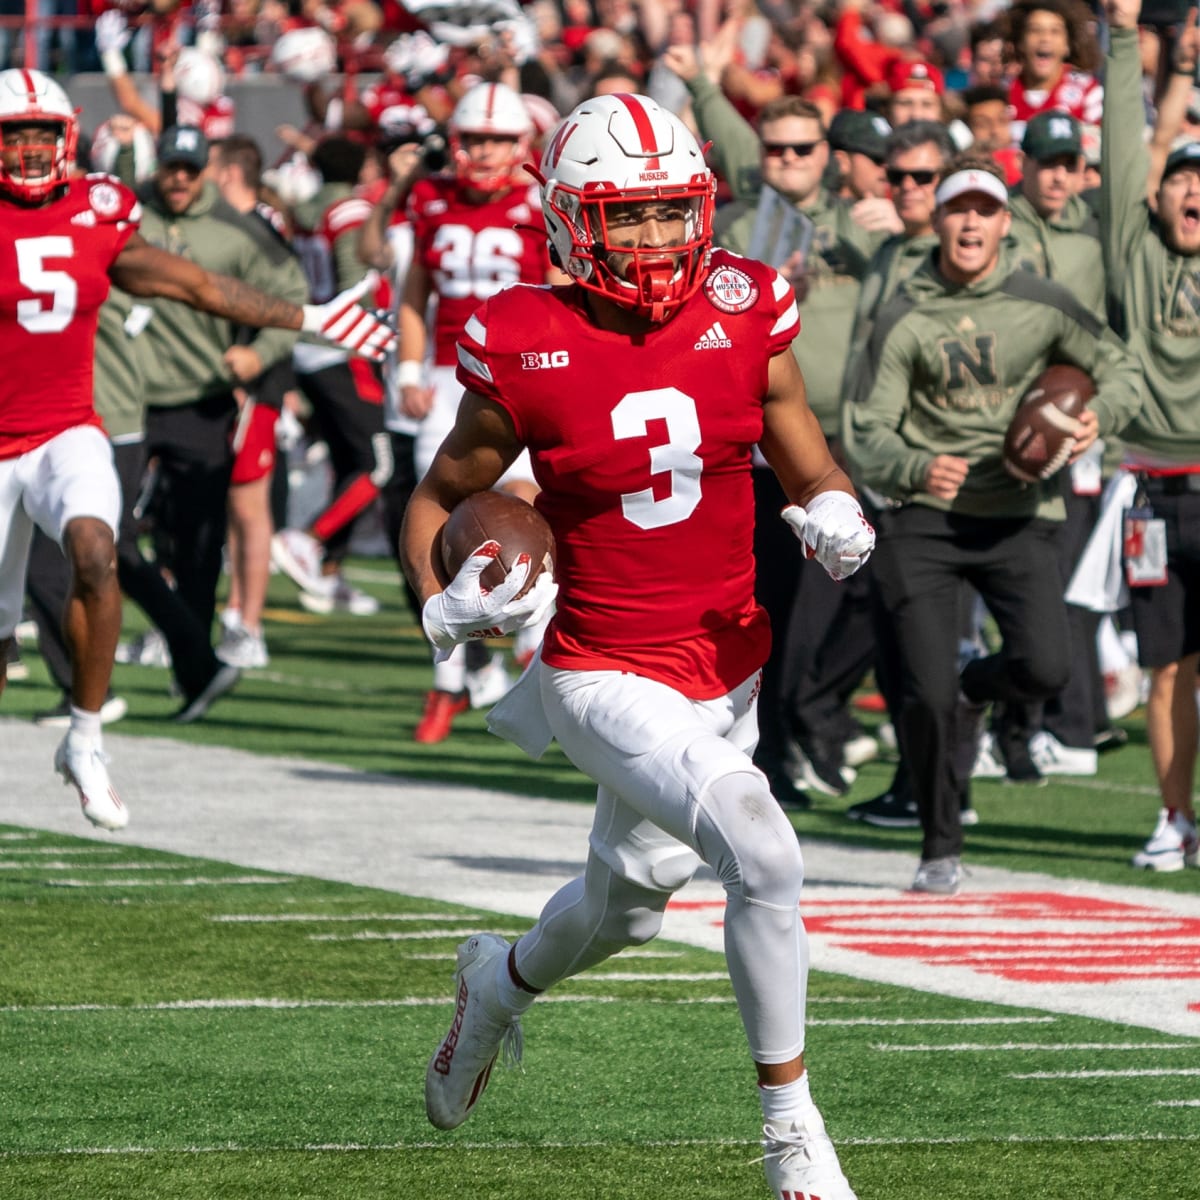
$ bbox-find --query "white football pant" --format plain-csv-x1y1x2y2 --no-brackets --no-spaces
0,426,120,638
513,666,810,1065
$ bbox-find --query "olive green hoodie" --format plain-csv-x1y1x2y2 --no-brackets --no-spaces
137,180,307,408
843,246,1144,519
1102,28,1200,464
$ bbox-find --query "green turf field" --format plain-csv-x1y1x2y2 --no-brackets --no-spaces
1,565,1197,1199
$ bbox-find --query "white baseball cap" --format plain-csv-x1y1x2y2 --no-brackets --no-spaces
935,167,1009,209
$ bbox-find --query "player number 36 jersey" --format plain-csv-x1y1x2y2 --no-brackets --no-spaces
456,250,800,698
0,174,141,458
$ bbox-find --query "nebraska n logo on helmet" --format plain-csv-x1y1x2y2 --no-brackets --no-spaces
0,68,79,203
532,93,715,324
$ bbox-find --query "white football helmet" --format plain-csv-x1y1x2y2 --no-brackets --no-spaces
174,47,226,107
0,68,78,202
537,93,714,323
271,27,338,83
449,81,532,192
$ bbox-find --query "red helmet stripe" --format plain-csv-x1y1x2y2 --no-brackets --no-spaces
20,69,37,103
611,93,660,171
484,84,496,122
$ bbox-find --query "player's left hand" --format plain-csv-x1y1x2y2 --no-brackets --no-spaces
782,491,875,582
301,274,396,361
422,542,559,658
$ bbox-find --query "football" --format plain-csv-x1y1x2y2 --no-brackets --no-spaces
440,490,555,597
1002,364,1095,484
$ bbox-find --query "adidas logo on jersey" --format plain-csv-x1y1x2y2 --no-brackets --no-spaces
694,321,732,350
71,209,98,227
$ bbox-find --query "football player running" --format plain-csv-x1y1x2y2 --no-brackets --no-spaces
397,81,564,743
0,69,393,832
401,93,872,1200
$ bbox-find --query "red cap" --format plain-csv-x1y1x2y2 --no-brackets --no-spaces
886,59,945,96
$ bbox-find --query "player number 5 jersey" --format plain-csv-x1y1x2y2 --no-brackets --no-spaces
0,174,140,458
456,250,800,698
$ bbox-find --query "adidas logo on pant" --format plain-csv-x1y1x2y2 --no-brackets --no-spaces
694,321,732,349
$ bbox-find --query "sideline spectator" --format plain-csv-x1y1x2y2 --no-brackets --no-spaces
273,134,389,617
844,152,1142,893
1101,0,1200,873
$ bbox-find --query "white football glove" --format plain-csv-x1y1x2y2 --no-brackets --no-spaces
422,541,559,660
782,491,875,582
96,10,131,74
301,274,396,362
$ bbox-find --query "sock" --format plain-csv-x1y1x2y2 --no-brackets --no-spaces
68,705,102,743
759,1071,813,1128
494,944,539,1016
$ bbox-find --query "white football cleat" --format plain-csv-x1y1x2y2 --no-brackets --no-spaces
425,933,523,1130
1131,808,1199,873
762,1105,858,1200
54,734,128,831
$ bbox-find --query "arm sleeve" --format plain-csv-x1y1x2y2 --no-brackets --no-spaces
1051,310,1146,438
1100,28,1151,306
686,73,765,204
842,315,932,497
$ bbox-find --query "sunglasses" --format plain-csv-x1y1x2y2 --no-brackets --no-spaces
762,140,824,159
887,167,939,186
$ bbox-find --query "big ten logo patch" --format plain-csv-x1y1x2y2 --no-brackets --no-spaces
521,350,570,370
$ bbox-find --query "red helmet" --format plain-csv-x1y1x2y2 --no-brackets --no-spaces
536,93,714,323
0,68,78,203
449,82,532,193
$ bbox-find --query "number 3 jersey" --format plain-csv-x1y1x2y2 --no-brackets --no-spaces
0,175,140,459
456,250,800,699
408,175,551,367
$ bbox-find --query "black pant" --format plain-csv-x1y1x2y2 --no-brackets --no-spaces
872,507,1071,860
145,395,236,645
26,440,224,701
295,362,387,565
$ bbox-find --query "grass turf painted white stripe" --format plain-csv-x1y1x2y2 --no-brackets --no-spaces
0,993,892,1016
308,928,522,941
1,1131,1197,1158
211,912,488,923
811,1016,1057,1027
1011,1068,1200,1079
47,875,292,888
874,1042,1194,1052
0,861,194,870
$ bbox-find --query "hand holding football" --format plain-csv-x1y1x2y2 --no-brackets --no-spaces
440,490,556,597
1002,364,1095,484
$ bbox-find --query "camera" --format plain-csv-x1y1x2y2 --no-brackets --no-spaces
378,123,448,174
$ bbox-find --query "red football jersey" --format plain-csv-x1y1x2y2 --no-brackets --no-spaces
409,175,551,366
0,175,140,459
1007,69,1103,145
456,250,801,698
293,192,375,304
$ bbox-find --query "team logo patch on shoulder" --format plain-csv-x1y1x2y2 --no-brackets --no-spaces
89,180,122,217
704,266,758,314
